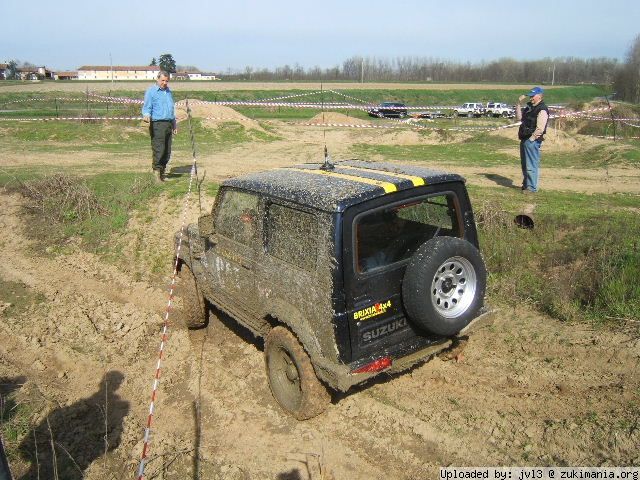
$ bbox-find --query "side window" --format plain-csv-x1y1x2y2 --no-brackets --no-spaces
215,190,259,245
356,193,461,273
266,203,318,271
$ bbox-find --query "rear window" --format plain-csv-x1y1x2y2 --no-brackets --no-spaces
355,193,461,273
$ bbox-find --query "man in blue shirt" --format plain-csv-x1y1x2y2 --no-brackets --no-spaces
142,71,177,182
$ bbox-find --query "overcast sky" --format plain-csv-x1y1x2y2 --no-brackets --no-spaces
3,0,639,71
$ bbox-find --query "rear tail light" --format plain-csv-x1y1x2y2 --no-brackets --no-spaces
352,356,392,374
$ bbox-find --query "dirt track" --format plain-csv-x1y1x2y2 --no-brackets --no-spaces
1,105,639,479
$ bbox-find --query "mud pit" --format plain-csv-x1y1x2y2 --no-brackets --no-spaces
1,110,639,479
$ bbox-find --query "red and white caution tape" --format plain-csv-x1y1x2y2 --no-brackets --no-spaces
136,162,198,480
0,116,141,122
87,92,143,104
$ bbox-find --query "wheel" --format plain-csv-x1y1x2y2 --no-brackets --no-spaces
265,326,330,420
467,111,473,118
502,111,509,117
177,264,207,329
402,237,486,336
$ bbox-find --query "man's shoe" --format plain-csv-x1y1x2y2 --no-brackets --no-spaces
154,170,163,183
522,189,535,194
160,168,166,181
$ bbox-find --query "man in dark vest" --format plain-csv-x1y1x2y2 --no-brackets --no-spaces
516,86,549,193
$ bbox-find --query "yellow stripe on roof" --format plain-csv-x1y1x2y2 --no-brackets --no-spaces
285,168,397,193
338,165,426,187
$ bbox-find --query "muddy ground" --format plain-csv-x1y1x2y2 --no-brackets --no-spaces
0,103,639,479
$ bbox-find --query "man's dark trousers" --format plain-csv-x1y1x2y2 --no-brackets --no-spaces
150,120,173,172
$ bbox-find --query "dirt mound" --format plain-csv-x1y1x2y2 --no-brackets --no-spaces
175,99,266,131
308,111,372,125
388,126,472,145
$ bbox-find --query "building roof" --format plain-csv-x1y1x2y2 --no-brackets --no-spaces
223,160,464,212
56,71,78,76
77,66,160,71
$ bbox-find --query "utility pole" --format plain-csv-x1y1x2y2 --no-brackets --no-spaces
109,52,114,84
551,63,555,86
361,58,364,83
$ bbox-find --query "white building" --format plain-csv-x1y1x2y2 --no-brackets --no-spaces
186,72,218,81
77,66,160,81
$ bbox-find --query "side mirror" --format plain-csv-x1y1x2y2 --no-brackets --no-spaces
198,214,215,237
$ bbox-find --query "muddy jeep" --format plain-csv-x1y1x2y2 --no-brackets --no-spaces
175,160,489,419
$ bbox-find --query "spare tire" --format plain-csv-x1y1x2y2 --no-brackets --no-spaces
402,236,486,336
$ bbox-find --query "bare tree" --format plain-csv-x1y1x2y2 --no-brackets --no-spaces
614,34,640,103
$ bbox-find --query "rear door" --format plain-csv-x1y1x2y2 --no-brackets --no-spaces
342,186,467,361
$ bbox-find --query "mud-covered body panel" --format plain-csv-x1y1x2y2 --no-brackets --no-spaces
176,160,485,392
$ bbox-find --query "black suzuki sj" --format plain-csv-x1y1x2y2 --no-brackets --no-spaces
175,159,489,419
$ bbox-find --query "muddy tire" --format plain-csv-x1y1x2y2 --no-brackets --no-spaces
177,264,207,329
402,237,486,336
265,326,330,420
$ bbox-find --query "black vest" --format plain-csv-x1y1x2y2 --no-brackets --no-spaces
518,101,549,141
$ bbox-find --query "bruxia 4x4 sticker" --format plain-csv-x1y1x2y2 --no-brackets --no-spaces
353,300,392,321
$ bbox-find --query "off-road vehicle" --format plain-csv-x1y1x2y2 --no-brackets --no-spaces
485,102,515,118
175,160,489,419
454,102,486,117
367,102,408,118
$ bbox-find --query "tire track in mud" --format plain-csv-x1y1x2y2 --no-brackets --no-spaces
179,312,477,479
179,315,396,479
177,301,640,478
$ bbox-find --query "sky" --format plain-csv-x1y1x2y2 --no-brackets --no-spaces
3,0,640,72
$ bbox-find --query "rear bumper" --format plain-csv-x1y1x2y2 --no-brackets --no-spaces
313,307,495,392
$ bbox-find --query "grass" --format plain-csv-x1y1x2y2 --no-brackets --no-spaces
12,172,165,251
351,132,640,168
0,387,38,471
0,117,278,155
0,278,46,318
470,185,640,326
351,134,517,167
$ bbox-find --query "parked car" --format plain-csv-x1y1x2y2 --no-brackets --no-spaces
175,160,490,419
368,102,408,118
485,102,515,118
453,102,485,117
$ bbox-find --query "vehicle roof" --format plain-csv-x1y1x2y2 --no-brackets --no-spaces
222,160,465,212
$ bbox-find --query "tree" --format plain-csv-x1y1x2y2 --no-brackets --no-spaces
150,57,157,66
614,34,640,103
6,60,18,80
158,53,176,73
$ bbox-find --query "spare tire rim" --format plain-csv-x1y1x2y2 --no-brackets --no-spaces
431,256,477,319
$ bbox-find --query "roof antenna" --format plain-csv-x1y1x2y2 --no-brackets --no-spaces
319,82,334,171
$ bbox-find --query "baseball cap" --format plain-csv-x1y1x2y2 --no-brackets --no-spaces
527,86,544,96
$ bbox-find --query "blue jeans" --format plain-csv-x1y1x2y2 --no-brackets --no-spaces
520,139,541,192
